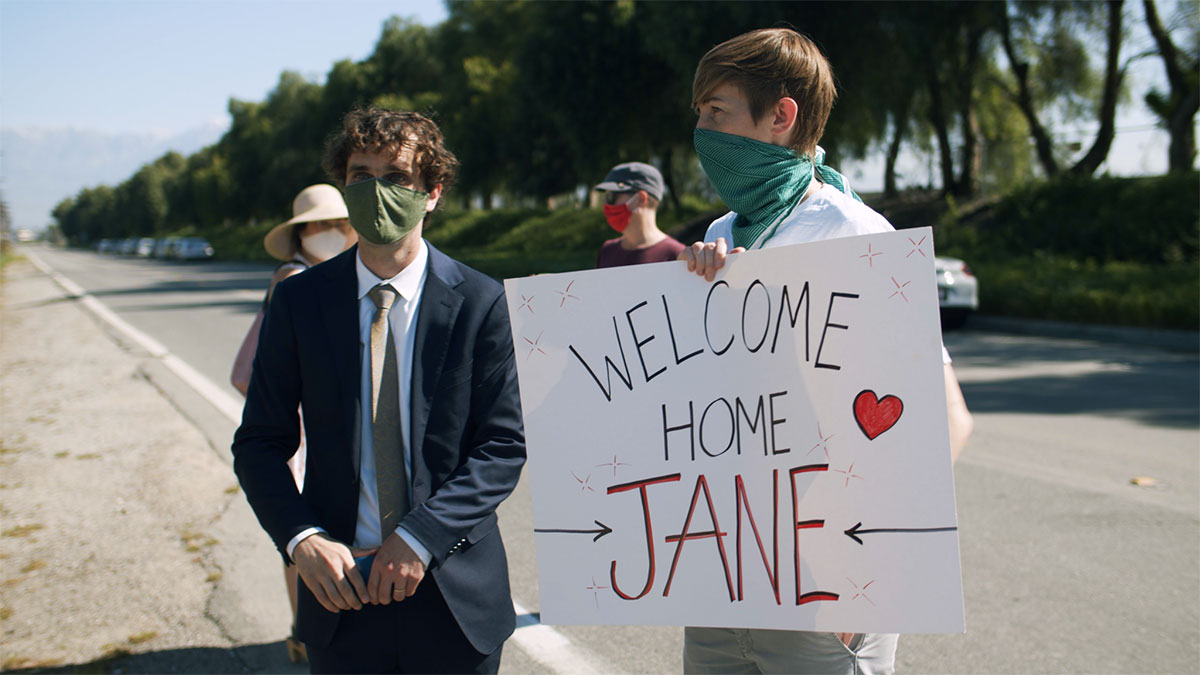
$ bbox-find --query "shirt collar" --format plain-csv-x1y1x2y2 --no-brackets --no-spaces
355,239,428,303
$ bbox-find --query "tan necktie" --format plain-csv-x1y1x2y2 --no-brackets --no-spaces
368,284,409,539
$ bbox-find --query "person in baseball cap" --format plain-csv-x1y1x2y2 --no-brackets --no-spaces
593,161,684,268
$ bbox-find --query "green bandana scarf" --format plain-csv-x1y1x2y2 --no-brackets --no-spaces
694,128,861,249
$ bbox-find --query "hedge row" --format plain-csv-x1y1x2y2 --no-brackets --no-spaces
159,173,1198,331
930,172,1199,330
939,172,1199,265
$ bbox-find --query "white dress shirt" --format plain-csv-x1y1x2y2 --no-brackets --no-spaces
286,241,432,565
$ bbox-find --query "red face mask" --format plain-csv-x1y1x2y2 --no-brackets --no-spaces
603,203,632,232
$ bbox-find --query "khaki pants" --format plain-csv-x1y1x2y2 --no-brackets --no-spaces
683,627,899,675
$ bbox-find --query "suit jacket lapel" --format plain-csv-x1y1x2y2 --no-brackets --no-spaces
409,246,463,499
315,247,362,445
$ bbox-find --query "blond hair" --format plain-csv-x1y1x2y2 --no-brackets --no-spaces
692,28,836,156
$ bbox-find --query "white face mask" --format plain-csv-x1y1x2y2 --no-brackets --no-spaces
300,228,350,262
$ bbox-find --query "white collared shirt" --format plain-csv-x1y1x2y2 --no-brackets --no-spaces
286,241,432,565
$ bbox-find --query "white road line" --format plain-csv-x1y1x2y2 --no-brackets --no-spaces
511,601,615,674
28,250,245,424
162,353,246,423
26,248,609,675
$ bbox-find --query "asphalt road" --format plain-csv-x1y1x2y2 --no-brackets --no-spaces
29,245,1200,674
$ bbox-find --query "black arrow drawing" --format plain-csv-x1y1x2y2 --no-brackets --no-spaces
534,520,613,542
844,521,957,545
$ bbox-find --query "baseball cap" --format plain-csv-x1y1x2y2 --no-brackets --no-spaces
594,162,665,202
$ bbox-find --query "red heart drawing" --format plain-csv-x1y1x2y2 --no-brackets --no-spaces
853,390,904,440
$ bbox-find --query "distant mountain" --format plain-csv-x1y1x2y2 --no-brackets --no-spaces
0,120,227,231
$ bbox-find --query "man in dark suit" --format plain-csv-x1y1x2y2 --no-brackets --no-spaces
232,108,526,673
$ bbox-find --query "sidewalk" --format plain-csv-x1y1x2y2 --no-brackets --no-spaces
0,258,299,673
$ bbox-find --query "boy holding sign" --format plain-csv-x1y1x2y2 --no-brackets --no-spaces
678,28,974,674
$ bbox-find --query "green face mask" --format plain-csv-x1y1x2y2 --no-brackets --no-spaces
693,128,860,249
343,178,430,245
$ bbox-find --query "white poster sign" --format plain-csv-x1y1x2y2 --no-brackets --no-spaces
504,227,964,634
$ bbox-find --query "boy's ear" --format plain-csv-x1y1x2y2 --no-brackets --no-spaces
426,183,443,212
770,97,800,136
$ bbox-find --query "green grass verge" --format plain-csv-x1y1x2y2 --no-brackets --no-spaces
427,196,723,279
926,173,1199,332
201,221,278,262
972,256,1199,330
0,242,24,271
72,174,1196,333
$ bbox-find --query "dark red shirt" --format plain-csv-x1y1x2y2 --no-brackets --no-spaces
595,236,686,269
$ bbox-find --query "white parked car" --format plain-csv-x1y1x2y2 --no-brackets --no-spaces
135,237,156,257
935,256,978,329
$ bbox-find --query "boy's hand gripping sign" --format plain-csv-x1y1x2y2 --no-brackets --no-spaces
504,228,964,634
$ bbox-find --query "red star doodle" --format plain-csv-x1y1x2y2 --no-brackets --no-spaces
571,471,595,493
888,277,912,303
555,280,580,307
858,243,884,268
594,455,632,477
846,577,876,606
831,462,864,488
807,423,835,459
518,294,535,315
523,331,547,359
906,235,928,259
585,575,610,608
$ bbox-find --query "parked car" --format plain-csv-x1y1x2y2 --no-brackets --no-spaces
118,238,139,255
935,256,978,329
96,239,117,253
135,237,156,257
153,237,178,258
172,236,214,260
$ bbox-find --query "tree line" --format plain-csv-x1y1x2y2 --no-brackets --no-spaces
55,0,1197,244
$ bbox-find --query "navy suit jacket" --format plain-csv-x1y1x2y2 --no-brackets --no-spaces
232,243,526,654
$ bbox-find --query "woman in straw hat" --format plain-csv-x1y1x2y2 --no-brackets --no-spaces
230,183,355,663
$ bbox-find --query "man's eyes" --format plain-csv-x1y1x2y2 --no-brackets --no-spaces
348,169,414,186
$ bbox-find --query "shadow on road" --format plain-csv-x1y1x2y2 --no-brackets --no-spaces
953,330,1199,428
4,641,306,675
117,299,262,313
88,275,268,299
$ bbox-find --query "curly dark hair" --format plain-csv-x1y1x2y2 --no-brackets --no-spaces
322,108,459,196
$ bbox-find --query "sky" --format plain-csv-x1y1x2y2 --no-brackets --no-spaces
1,0,448,230
1,0,448,134
0,0,1188,232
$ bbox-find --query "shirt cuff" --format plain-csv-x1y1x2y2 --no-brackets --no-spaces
286,527,326,561
397,527,432,567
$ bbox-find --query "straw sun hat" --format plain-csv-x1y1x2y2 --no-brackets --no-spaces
263,184,349,261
